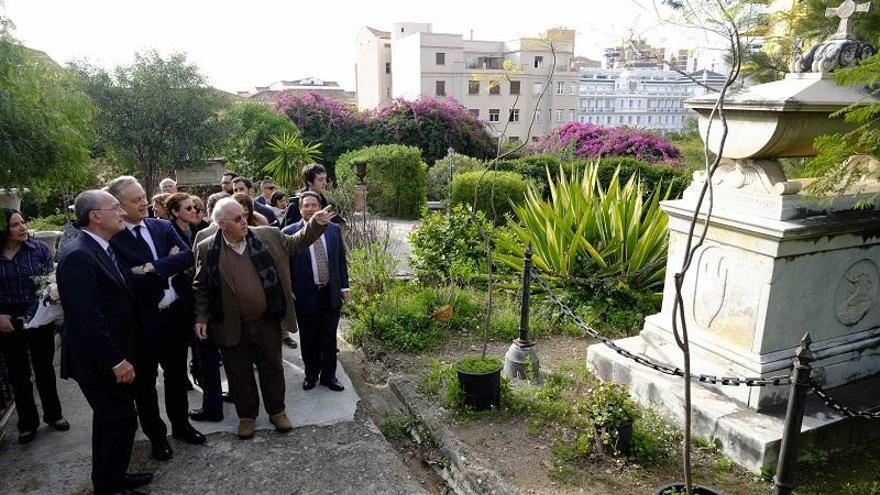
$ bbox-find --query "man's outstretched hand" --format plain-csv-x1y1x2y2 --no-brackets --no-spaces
311,205,337,226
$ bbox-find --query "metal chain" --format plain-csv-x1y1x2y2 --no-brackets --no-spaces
811,381,880,419
530,268,792,387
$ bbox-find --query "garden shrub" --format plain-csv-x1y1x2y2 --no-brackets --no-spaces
348,285,441,352
346,242,398,315
449,170,528,223
25,213,69,232
409,205,491,283
535,121,682,165
336,144,427,219
426,153,484,201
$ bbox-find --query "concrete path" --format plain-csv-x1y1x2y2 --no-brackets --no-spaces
0,332,429,495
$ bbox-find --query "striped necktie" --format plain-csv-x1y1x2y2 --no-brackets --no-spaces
313,237,330,286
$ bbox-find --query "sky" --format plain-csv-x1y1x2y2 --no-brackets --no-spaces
4,0,724,93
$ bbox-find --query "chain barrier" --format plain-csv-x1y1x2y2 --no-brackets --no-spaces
529,267,792,387
811,381,880,419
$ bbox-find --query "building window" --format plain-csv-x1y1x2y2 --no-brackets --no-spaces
385,62,391,74
533,82,542,95
489,109,500,122
489,83,501,95
555,109,563,122
534,56,543,68
606,116,611,124
556,81,565,95
534,110,541,123
509,109,520,122
435,80,446,96
468,80,480,95
569,83,576,95
436,52,445,65
469,109,479,117
569,109,575,121
510,80,521,95
508,136,520,143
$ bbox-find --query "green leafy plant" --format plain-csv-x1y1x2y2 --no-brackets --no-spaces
263,131,322,192
455,356,502,374
449,170,528,223
497,162,670,293
345,241,398,315
408,205,491,283
426,153,484,201
581,380,639,450
336,144,428,219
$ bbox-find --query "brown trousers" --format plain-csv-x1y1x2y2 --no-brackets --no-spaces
219,318,285,419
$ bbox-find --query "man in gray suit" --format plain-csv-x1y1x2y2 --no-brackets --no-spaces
192,197,334,439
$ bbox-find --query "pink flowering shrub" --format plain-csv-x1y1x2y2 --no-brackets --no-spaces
536,122,681,165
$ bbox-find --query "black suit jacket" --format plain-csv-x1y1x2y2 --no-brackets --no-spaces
283,221,349,316
109,218,194,337
58,232,137,384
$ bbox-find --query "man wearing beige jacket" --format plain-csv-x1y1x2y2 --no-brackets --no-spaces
192,197,334,439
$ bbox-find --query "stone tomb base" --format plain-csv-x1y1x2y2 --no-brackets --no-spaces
587,338,880,473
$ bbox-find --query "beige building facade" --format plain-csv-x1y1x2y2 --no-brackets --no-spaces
357,23,580,142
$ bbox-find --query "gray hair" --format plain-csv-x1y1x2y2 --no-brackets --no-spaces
104,175,141,201
206,192,230,214
159,177,176,188
74,190,106,227
211,197,239,224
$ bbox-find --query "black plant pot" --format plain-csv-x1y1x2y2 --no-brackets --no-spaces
456,362,503,410
654,484,724,495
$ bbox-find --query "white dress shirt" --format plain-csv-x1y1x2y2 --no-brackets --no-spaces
124,221,178,308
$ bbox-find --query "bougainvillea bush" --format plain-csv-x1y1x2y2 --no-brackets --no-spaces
274,92,496,175
373,97,496,163
534,122,682,165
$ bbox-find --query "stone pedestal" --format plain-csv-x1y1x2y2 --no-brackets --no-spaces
354,184,367,214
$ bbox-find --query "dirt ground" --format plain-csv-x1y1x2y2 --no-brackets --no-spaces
356,331,880,495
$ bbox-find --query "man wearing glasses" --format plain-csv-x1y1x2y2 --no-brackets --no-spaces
255,177,275,207
192,197,335,440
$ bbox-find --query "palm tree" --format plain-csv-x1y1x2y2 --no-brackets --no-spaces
262,131,322,191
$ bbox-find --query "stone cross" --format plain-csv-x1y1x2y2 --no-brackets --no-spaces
825,0,872,40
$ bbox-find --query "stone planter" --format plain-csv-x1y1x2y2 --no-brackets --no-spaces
0,188,26,210
32,230,64,258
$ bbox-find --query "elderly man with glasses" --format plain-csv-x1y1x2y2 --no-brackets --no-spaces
192,197,335,440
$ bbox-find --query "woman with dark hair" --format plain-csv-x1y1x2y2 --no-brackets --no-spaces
0,209,69,444
232,192,268,227
269,191,288,219
190,195,210,231
165,193,200,246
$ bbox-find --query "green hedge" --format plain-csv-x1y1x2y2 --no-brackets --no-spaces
450,170,528,223
336,144,427,219
426,154,484,201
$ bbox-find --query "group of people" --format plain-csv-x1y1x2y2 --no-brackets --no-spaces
0,163,349,495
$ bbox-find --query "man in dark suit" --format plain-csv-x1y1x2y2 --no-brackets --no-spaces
282,191,350,392
58,190,153,495
192,197,333,439
281,163,337,228
232,177,278,226
105,176,204,462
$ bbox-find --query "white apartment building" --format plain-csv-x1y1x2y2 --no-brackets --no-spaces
356,23,580,142
576,68,727,133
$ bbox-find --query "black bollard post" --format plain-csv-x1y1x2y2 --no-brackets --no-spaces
503,244,541,382
773,333,814,495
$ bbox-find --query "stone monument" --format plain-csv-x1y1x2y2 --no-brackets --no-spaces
587,1,880,472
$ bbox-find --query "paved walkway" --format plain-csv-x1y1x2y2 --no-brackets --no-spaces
0,331,428,495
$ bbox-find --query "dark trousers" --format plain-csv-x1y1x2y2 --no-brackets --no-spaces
133,301,190,442
219,319,285,419
0,321,63,432
78,380,137,495
295,288,340,383
194,338,222,415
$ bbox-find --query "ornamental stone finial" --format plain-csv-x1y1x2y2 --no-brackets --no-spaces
825,0,872,41
791,0,875,73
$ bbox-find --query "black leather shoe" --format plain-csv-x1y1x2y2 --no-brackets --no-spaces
111,489,147,495
50,419,70,431
18,430,37,444
172,423,206,444
188,408,223,422
302,377,317,390
221,391,234,403
283,336,298,349
123,472,153,489
151,439,173,461
320,378,345,392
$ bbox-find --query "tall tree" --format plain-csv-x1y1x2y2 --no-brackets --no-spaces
0,13,94,191
217,101,299,180
72,51,228,195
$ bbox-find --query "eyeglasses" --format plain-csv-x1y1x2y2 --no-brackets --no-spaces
183,205,196,212
264,185,275,190
220,213,249,224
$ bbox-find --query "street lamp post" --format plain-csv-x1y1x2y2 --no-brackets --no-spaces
503,244,541,383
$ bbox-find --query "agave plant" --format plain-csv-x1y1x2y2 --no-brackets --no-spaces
262,131,322,191
496,161,670,293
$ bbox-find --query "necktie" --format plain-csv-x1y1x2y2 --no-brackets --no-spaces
105,245,125,281
134,225,155,261
313,237,330,286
